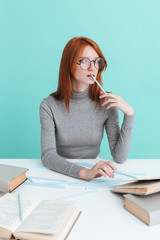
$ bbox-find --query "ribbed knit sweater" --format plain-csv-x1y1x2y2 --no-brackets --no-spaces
40,88,134,178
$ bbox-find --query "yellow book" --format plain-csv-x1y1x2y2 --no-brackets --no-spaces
112,180,160,195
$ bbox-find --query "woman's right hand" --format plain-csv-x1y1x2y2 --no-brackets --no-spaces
79,160,117,181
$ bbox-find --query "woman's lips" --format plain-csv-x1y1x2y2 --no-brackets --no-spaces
87,75,94,80
87,74,95,79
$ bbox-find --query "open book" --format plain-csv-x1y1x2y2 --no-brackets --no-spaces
0,194,80,240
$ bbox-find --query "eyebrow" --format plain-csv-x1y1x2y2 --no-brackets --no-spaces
78,56,99,60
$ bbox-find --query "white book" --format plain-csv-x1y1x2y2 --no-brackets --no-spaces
0,193,81,240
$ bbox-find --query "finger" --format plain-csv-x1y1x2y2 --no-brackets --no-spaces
103,165,114,178
106,92,118,99
94,160,107,168
105,161,118,170
94,160,104,166
94,161,116,178
95,161,114,178
99,90,112,96
95,160,113,171
99,92,111,98
106,103,117,110
96,169,108,178
101,98,117,107
99,92,117,99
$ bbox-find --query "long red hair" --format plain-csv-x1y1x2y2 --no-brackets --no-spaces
51,37,107,112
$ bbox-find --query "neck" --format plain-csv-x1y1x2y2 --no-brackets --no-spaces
71,87,90,102
71,79,89,93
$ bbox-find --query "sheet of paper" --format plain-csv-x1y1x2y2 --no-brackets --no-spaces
17,200,75,234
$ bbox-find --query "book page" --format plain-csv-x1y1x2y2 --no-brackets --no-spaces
16,200,76,234
0,193,40,232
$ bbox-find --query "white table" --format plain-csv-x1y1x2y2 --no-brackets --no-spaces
0,158,160,240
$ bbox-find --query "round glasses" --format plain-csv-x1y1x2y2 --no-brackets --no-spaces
75,57,106,70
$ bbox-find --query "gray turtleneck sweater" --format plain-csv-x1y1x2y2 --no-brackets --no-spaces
40,88,134,179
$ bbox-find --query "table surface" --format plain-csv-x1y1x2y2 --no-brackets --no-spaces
0,158,160,240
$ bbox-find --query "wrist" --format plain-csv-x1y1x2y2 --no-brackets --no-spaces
125,108,135,116
79,168,88,180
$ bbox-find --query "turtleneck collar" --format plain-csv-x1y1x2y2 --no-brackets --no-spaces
71,87,90,103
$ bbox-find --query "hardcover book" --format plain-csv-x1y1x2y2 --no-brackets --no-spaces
0,164,28,192
124,193,160,226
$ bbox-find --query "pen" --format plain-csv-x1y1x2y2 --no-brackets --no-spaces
91,75,106,94
27,176,34,182
57,190,98,200
113,170,138,179
18,192,23,221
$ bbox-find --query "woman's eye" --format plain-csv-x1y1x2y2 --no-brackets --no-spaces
95,59,101,64
80,58,88,63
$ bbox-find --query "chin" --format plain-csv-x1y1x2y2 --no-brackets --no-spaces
88,80,95,85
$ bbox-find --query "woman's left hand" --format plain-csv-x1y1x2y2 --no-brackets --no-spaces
99,92,135,116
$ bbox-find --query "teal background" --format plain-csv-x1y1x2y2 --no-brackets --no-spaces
0,0,160,159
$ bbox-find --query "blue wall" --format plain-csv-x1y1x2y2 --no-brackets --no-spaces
0,0,160,159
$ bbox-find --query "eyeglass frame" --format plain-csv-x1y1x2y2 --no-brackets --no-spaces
74,57,106,70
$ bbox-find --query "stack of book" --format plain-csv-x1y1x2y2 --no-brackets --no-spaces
112,177,160,226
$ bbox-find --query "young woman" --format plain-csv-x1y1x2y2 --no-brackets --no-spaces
40,37,135,181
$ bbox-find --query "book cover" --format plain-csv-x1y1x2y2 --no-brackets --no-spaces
0,164,28,192
124,193,160,226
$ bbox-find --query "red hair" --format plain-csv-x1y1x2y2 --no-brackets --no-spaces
51,37,107,112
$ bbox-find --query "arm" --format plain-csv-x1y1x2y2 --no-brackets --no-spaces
105,107,134,163
40,99,83,179
100,91,135,163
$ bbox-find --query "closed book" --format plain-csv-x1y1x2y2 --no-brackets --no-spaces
124,193,160,226
0,164,28,192
112,180,160,195
0,193,81,240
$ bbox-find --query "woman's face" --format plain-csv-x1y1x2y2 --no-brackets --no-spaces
71,45,99,90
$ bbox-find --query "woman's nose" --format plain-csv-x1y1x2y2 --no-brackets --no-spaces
88,61,95,71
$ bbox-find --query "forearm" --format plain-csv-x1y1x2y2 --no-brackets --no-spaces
110,114,135,163
41,150,83,179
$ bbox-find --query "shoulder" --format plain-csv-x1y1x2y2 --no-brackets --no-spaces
40,95,65,115
40,95,52,111
40,95,56,105
40,95,63,108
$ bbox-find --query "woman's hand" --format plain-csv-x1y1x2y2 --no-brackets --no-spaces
99,92,135,116
79,160,117,181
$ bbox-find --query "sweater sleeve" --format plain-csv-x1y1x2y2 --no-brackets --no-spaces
39,99,83,179
104,107,134,163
